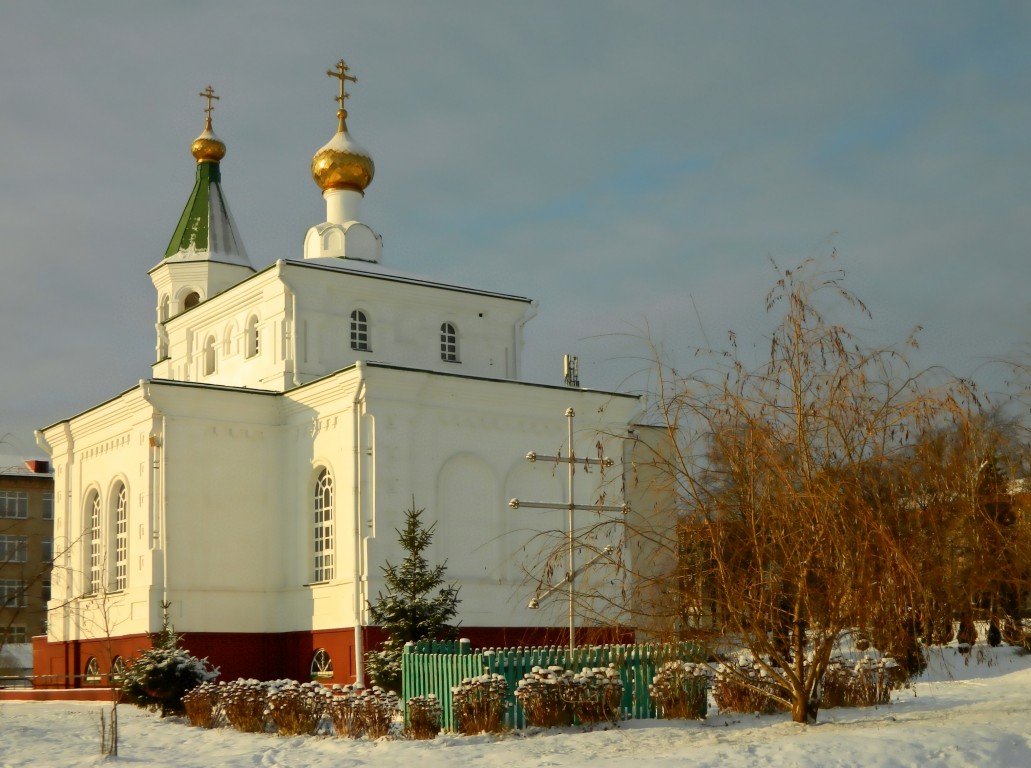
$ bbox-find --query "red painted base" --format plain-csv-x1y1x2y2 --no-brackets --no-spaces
23,624,633,698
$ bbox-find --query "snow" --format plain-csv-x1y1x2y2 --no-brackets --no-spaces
2,645,1030,768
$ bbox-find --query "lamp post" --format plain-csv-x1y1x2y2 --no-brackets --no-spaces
509,407,629,655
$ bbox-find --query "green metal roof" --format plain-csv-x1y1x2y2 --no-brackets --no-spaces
165,162,220,257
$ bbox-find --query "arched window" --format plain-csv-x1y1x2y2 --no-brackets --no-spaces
86,491,102,594
310,648,333,679
113,483,127,591
440,322,459,362
110,656,126,684
85,656,101,684
245,315,260,358
314,468,334,582
183,291,201,310
159,295,170,322
350,310,370,351
203,335,216,376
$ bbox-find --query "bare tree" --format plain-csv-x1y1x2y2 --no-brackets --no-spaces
626,257,1024,723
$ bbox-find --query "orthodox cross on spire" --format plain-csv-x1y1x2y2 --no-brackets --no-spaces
326,58,357,131
199,85,219,127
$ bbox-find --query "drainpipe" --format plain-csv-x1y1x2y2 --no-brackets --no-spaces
141,381,168,630
352,362,367,683
277,260,302,388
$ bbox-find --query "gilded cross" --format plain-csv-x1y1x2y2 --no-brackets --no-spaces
199,85,219,124
326,59,357,114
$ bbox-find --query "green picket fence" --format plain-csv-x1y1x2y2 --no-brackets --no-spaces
402,639,707,731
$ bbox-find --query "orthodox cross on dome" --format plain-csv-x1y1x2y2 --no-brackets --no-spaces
199,85,219,127
326,58,357,130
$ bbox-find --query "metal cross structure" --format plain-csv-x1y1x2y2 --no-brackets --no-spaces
199,85,219,122
509,407,629,654
326,58,357,110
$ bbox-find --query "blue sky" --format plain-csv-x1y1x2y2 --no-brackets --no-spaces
1,1,1029,461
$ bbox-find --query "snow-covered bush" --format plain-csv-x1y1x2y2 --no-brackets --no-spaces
563,665,624,726
327,683,399,739
404,694,442,739
712,659,785,715
357,686,400,739
452,674,508,734
328,684,366,738
821,656,898,708
266,679,332,736
649,661,707,720
121,617,218,717
514,665,574,727
220,679,269,733
182,682,222,728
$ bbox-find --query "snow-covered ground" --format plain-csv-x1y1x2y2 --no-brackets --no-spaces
2,644,1030,768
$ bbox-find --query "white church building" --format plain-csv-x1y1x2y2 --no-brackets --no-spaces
33,63,659,687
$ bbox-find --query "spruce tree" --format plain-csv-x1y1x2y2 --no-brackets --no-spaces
365,501,460,692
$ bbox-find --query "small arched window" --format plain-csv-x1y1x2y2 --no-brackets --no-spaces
110,656,126,684
350,310,370,351
310,648,333,679
86,491,102,594
85,656,101,684
440,322,459,362
183,291,201,310
245,315,260,358
113,483,128,591
203,335,216,376
314,468,334,582
159,295,170,322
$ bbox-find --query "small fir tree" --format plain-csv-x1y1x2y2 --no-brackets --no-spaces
121,602,219,716
365,502,460,692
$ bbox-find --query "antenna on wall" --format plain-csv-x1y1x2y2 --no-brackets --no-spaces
563,354,580,388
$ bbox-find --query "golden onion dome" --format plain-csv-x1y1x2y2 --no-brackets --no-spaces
191,118,226,163
311,110,375,192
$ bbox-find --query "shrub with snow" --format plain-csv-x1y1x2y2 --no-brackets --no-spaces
712,658,786,715
514,666,574,728
327,683,399,739
220,679,269,733
182,681,222,728
649,661,708,720
266,679,332,736
563,665,624,726
452,674,508,734
821,656,898,709
405,693,442,739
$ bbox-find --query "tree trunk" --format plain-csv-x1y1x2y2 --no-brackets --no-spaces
790,690,820,724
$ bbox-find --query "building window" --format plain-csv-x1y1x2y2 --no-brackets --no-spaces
0,491,28,519
440,322,459,362
2,626,27,645
350,310,370,351
0,580,27,609
159,294,170,322
85,656,101,684
310,648,333,679
114,483,128,591
245,315,260,358
0,535,27,563
314,468,334,582
111,656,126,684
183,291,201,310
42,492,53,520
42,579,51,603
203,335,216,375
87,491,102,594
42,538,53,563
